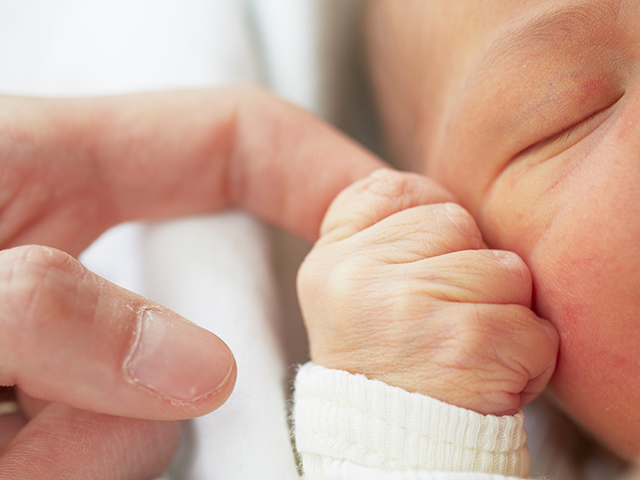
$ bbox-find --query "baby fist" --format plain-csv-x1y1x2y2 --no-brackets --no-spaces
297,169,558,416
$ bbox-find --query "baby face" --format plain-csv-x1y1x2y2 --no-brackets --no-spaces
368,0,640,459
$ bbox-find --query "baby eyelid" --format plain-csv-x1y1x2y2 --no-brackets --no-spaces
519,91,624,158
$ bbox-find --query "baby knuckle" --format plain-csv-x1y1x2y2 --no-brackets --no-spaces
517,308,559,353
438,203,483,248
361,169,414,199
489,250,531,283
297,253,321,293
298,249,379,328
438,305,505,358
298,246,343,293
388,282,440,319
325,256,373,301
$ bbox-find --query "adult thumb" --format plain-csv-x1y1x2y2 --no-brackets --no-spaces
0,245,236,420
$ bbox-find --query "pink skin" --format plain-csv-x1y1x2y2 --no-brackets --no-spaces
479,95,640,457
0,88,385,475
369,0,640,460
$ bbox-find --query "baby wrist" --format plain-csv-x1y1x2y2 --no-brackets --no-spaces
294,363,530,478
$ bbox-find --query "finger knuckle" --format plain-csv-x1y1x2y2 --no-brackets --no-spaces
395,204,482,253
387,281,439,320
320,170,411,238
297,247,369,319
16,244,76,269
10,245,81,283
437,203,483,248
0,245,88,328
325,255,372,303
435,305,507,366
296,251,324,300
362,169,413,198
490,250,531,283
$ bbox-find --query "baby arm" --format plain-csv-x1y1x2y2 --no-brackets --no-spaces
295,169,559,478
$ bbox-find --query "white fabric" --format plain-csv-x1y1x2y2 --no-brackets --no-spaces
0,0,261,96
294,364,529,480
145,214,298,480
316,460,525,480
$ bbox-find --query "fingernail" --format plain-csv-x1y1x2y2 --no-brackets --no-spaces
491,250,528,284
125,310,234,402
442,202,482,246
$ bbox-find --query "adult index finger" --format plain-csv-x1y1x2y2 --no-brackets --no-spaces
0,87,385,254
0,245,236,420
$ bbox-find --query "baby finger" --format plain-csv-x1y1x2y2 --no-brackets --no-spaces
405,249,533,308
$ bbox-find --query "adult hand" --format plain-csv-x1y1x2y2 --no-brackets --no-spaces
0,86,386,478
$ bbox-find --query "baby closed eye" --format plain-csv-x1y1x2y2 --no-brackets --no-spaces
513,90,625,165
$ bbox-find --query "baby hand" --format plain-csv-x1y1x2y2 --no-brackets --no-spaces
297,170,559,416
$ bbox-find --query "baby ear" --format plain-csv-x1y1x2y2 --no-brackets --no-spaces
319,169,456,242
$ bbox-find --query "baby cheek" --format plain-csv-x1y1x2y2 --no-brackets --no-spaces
531,216,636,359
526,181,640,457
479,146,640,457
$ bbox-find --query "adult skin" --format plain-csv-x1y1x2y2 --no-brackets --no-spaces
0,86,385,478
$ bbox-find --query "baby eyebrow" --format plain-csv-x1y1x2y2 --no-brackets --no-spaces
477,0,622,73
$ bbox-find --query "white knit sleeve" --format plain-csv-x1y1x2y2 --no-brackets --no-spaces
293,363,530,480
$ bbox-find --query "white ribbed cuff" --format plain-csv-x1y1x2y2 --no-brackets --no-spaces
294,363,529,478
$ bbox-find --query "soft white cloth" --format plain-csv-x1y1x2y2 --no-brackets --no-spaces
294,364,529,480
293,366,630,480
